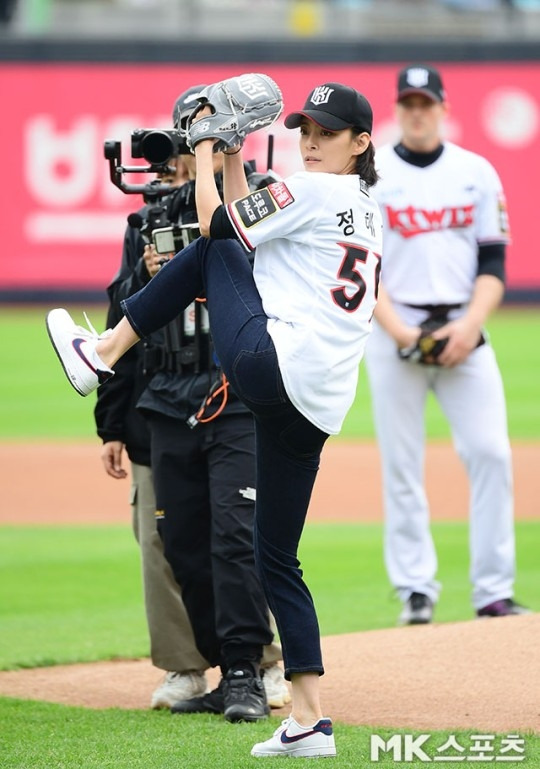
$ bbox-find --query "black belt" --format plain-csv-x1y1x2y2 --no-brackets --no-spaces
405,303,463,313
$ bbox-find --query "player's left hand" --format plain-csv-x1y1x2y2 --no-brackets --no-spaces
431,317,484,367
189,105,217,131
190,104,228,157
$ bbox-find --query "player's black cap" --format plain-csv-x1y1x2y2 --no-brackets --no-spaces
397,65,445,103
284,83,373,134
172,84,208,129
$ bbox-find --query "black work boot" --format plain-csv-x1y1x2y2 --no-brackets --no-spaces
223,667,270,722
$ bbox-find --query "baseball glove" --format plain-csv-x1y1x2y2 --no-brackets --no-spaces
398,317,449,366
186,73,283,153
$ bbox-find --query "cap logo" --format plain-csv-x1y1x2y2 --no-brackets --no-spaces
310,86,335,106
406,68,430,88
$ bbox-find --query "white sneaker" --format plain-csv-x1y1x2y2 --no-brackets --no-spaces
46,308,114,396
151,670,208,710
261,663,291,709
251,716,336,758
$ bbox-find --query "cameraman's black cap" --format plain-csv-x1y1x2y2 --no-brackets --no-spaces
397,65,445,103
172,84,208,129
284,83,373,134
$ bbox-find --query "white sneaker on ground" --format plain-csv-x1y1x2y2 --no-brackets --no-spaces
261,663,291,709
251,716,336,758
151,670,208,710
46,308,114,396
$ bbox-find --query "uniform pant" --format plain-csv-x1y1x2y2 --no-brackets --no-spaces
147,411,278,672
364,313,516,610
123,237,329,679
130,462,207,672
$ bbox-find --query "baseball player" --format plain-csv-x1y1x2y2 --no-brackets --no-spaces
46,75,382,758
364,64,529,625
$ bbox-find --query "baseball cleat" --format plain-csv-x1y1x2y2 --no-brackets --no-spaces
46,308,114,396
476,598,531,618
251,716,336,758
399,592,434,625
261,663,291,709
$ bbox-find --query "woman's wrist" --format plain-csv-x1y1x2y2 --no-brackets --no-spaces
223,145,242,155
194,139,216,155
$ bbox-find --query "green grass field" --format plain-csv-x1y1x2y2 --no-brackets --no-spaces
1,522,538,671
0,522,538,766
1,305,539,440
0,304,538,764
1,699,536,769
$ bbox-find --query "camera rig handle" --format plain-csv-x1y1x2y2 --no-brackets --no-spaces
103,139,175,203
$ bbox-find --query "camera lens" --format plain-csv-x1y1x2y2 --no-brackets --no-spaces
142,131,175,165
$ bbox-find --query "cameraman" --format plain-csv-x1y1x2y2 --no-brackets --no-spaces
95,153,210,708
96,86,289,720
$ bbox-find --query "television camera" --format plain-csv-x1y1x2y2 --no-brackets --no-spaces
104,129,199,255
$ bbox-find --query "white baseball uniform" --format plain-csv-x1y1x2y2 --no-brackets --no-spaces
227,171,382,435
365,141,515,610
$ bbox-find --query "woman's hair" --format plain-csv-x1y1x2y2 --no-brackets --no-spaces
352,133,379,188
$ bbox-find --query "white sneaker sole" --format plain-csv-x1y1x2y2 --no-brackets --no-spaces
151,690,208,709
251,744,336,758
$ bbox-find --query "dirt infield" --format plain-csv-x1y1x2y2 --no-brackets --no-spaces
0,616,538,732
0,440,538,732
2,439,539,524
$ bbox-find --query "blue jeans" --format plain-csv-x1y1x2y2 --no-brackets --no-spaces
122,237,329,678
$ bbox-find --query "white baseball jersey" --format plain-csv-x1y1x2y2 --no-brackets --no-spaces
226,171,382,434
373,141,510,305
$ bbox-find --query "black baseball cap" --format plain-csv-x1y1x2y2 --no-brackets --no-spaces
397,65,445,103
172,84,208,129
284,83,373,134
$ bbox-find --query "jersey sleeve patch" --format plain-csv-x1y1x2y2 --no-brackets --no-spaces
268,181,295,209
233,189,278,229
